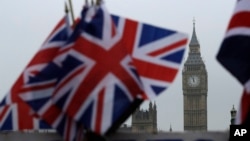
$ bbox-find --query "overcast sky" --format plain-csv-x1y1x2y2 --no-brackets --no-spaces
0,0,242,132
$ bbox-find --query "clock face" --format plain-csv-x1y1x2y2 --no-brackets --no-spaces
187,75,200,87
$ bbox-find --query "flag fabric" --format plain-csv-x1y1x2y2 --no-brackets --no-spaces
19,5,96,141
43,3,187,135
51,4,145,135
0,103,50,130
21,3,143,136
111,14,188,99
0,13,72,131
236,88,250,124
34,99,84,141
217,0,250,124
18,2,188,140
20,49,88,141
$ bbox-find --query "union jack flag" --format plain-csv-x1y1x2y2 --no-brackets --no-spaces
111,15,188,99
0,103,50,130
20,49,88,141
50,5,144,135
0,13,72,130
46,3,187,135
19,2,188,140
19,6,95,141
217,0,250,126
31,98,83,141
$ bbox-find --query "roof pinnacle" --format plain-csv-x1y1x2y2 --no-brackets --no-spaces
189,18,199,46
193,17,195,27
231,105,236,112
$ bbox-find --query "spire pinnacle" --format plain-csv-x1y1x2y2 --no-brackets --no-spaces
193,17,195,27
231,105,236,112
149,101,152,107
189,18,199,46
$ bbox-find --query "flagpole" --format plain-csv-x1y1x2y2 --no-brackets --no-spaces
85,0,89,6
68,0,75,25
65,2,69,14
96,0,101,5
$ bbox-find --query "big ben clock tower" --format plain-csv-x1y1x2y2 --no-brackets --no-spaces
182,21,207,131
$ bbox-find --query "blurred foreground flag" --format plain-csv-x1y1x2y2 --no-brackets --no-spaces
111,14,188,99
19,5,94,141
18,1,188,140
217,0,250,125
46,2,188,136
0,10,72,130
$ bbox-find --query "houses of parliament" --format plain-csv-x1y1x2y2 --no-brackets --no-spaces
120,21,209,133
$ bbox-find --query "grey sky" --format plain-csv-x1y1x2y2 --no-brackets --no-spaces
0,0,242,131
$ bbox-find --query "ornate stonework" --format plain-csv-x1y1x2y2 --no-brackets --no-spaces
131,102,157,133
182,21,208,131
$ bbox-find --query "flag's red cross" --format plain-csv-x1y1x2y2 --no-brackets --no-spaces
123,19,181,83
64,36,143,121
0,106,10,122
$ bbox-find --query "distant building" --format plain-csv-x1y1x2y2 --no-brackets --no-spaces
230,105,237,125
131,102,157,133
182,20,208,131
169,124,173,132
118,124,132,133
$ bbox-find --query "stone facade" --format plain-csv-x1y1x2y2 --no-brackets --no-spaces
182,21,208,131
131,102,157,133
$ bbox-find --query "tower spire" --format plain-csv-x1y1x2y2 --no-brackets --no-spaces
153,101,157,110
231,105,237,125
193,17,195,28
149,101,152,109
182,18,207,131
189,18,199,46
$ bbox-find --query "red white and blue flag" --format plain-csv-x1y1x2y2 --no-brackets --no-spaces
43,4,187,135
0,103,49,130
0,13,72,131
19,5,97,141
17,2,188,140
50,5,145,134
111,15,188,99
217,0,250,125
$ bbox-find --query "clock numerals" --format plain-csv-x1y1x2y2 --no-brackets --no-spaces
187,75,200,87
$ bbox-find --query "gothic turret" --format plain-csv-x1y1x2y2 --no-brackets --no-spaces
153,101,157,111
132,102,157,133
149,101,153,112
231,105,237,125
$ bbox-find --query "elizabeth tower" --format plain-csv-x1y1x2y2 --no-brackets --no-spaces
182,21,207,131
